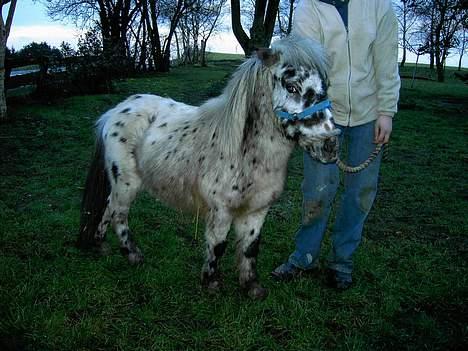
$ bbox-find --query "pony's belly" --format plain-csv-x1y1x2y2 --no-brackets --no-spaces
144,177,199,214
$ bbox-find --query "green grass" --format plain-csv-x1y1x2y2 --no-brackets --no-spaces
0,60,467,351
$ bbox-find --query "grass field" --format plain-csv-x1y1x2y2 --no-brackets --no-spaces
0,57,467,350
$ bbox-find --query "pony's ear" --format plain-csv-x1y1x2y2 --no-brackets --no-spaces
255,48,280,67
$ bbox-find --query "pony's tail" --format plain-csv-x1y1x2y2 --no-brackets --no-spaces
77,137,111,250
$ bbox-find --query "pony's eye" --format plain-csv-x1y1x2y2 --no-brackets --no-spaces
286,84,297,94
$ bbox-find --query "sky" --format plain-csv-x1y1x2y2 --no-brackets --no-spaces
4,0,467,68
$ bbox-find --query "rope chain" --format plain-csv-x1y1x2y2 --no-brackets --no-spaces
336,143,386,173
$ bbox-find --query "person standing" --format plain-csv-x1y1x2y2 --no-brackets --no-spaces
271,0,400,289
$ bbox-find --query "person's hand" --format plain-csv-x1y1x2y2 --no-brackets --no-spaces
374,115,392,144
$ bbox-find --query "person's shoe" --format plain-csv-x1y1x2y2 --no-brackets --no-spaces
326,269,353,290
271,262,306,281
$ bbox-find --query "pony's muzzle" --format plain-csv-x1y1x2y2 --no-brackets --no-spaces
322,136,339,163
307,131,340,164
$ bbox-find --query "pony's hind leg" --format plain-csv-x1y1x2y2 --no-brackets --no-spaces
93,205,112,254
233,208,269,300
105,159,143,264
201,209,232,292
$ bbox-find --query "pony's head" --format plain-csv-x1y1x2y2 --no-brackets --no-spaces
258,36,340,163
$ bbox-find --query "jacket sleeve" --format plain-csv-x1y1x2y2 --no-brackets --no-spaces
373,2,401,117
291,0,322,42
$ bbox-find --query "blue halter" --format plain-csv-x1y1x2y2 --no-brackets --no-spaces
275,99,332,121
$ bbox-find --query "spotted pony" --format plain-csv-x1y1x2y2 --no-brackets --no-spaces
78,35,339,299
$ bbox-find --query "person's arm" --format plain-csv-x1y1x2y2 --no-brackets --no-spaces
373,1,400,144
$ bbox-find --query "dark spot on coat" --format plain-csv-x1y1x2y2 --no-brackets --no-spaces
111,132,119,137
111,162,119,183
192,128,198,133
283,68,296,79
244,236,261,258
250,229,255,236
121,108,131,114
115,121,124,127
158,123,167,128
120,137,127,143
232,185,239,191
214,241,227,258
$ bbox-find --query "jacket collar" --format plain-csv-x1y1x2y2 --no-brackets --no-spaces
319,0,349,5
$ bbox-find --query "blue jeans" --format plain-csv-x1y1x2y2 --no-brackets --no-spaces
288,121,382,274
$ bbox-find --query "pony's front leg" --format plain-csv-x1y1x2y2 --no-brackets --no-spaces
201,209,232,293
233,208,269,300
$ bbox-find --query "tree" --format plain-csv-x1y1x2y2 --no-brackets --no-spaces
0,0,17,122
412,0,468,82
455,27,467,70
16,42,62,61
394,0,419,67
177,0,226,65
231,0,280,56
44,0,139,72
137,0,191,72
276,0,296,37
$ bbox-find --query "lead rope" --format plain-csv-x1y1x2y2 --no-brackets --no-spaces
336,143,387,173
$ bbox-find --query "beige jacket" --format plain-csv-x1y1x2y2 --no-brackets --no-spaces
292,0,400,126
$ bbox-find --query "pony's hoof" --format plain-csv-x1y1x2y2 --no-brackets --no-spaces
205,280,222,295
201,273,223,294
246,282,268,300
128,251,144,265
120,246,144,265
97,242,112,256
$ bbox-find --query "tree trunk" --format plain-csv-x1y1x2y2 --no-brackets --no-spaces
231,0,251,54
0,43,7,122
200,39,207,66
400,12,406,68
0,0,17,122
231,0,280,56
400,47,406,68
